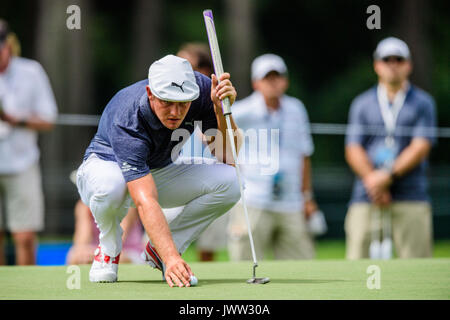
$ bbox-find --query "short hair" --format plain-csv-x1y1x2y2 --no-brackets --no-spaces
7,33,21,56
178,42,213,74
0,19,10,45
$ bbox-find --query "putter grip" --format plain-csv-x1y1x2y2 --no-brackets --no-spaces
221,97,231,116
203,9,232,115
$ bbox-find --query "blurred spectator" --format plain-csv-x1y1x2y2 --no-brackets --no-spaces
344,37,437,259
228,54,322,261
176,42,230,261
178,42,214,78
0,20,57,265
66,200,145,265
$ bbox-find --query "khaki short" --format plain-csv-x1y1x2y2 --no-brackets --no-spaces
0,163,44,232
344,201,432,259
227,202,315,261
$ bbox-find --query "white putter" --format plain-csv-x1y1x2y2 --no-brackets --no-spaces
203,9,269,284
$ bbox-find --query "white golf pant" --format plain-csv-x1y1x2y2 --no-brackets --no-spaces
76,154,240,257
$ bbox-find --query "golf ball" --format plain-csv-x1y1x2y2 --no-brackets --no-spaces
190,275,198,286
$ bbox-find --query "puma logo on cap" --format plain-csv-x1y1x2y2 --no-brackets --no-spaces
171,81,186,92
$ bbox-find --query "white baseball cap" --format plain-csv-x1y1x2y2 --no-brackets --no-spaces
148,54,200,102
251,54,288,81
373,37,411,60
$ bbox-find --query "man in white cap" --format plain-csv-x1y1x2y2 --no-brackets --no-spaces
227,54,323,261
76,54,240,287
345,37,437,259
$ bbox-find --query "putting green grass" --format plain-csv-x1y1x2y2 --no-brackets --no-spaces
1,258,449,300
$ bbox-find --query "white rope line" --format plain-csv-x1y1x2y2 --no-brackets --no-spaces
56,114,101,126
55,114,450,138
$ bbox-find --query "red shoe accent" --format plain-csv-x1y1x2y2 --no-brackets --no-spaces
94,246,120,264
112,254,120,264
145,242,163,270
94,246,102,262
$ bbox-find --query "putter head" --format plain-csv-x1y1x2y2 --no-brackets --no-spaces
247,277,270,284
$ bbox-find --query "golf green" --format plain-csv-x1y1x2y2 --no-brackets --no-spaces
1,259,449,300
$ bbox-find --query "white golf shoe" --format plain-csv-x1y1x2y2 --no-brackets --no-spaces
89,246,120,283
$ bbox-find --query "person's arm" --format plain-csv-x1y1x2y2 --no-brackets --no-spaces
0,65,56,131
22,61,57,131
72,200,94,245
207,73,243,164
391,137,431,179
345,143,390,205
364,137,431,195
0,112,53,131
345,144,374,180
363,95,436,202
392,95,436,178
127,174,193,288
302,156,318,219
120,207,139,243
346,138,431,205
67,200,96,265
344,96,393,206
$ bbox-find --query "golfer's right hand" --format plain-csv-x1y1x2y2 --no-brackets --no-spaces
164,256,193,288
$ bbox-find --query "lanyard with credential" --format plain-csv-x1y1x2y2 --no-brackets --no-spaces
376,84,408,148
265,104,284,200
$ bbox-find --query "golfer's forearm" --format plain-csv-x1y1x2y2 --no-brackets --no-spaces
214,113,242,164
391,138,431,178
345,144,374,179
136,198,179,262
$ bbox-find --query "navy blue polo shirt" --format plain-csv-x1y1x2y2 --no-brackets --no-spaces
345,85,437,203
84,71,217,182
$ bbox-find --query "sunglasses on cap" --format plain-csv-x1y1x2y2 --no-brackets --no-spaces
382,56,406,63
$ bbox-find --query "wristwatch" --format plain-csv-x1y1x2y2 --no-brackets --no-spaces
390,170,400,181
17,120,27,127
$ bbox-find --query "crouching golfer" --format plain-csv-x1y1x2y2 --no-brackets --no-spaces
76,55,241,287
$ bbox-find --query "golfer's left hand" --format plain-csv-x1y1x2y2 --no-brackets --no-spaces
211,73,237,111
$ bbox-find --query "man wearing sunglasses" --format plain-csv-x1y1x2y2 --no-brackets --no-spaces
344,37,437,259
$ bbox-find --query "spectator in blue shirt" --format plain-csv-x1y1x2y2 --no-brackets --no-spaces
345,37,437,259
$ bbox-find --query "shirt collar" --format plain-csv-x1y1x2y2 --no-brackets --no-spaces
0,56,15,77
139,92,164,130
250,91,285,117
377,81,411,104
